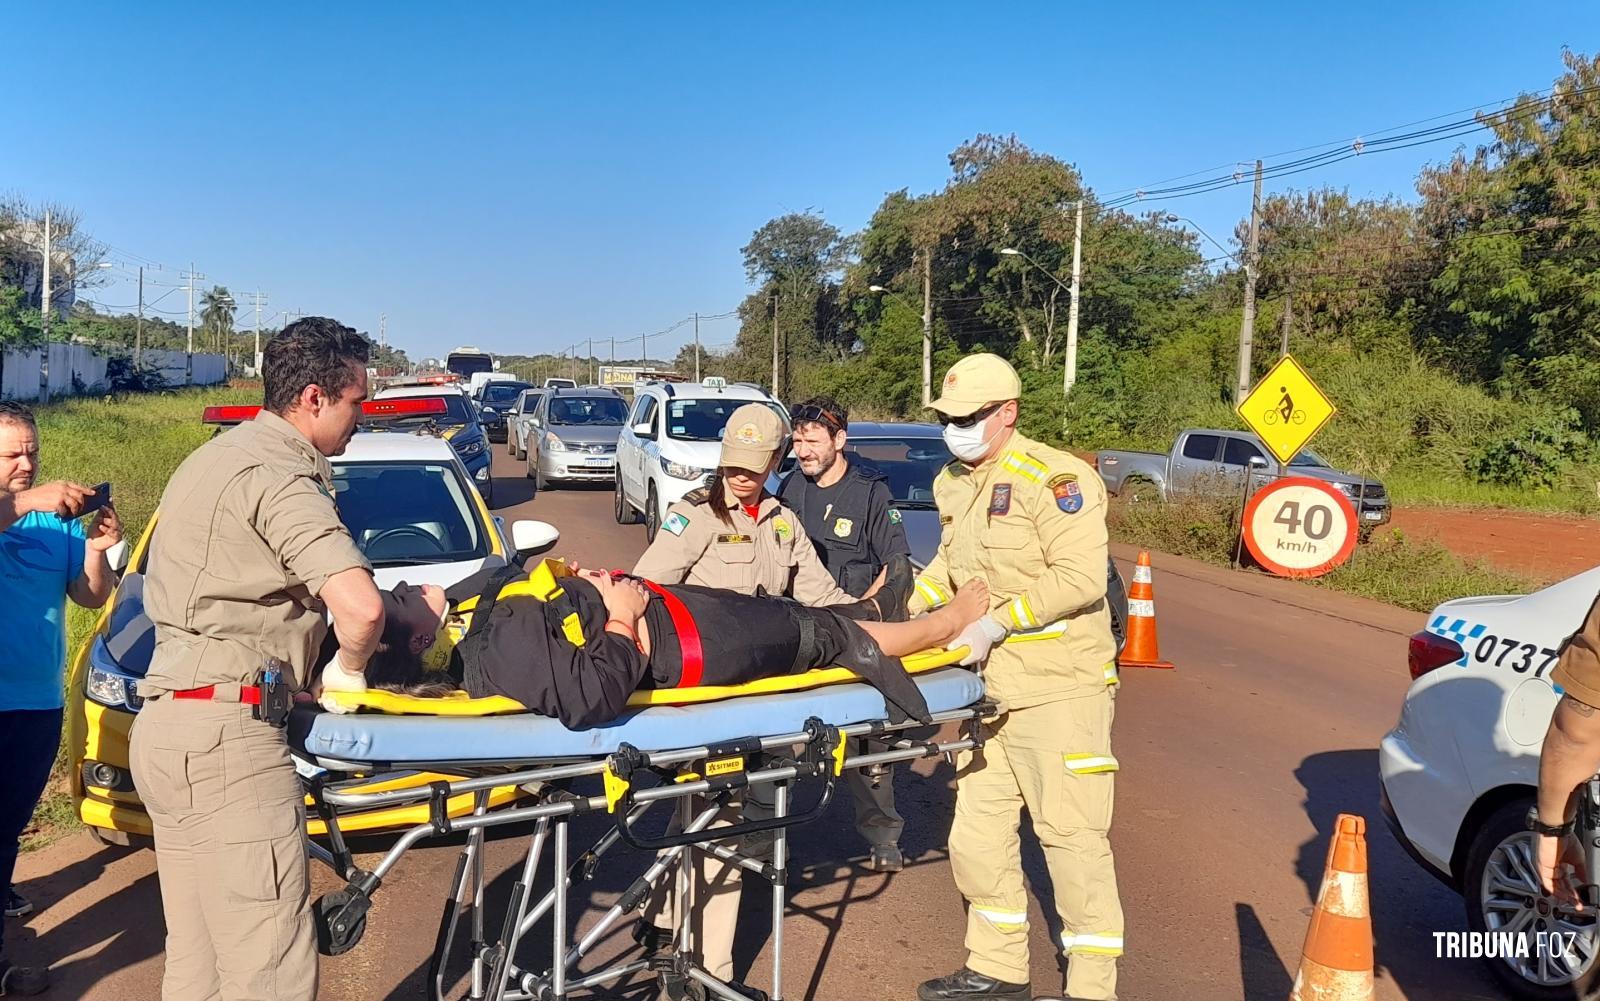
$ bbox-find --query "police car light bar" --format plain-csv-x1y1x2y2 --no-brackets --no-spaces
201,405,263,425
361,397,448,419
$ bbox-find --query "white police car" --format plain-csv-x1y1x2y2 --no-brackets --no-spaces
614,378,789,541
1381,566,1598,998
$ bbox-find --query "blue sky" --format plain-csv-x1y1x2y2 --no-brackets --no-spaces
5,2,1596,363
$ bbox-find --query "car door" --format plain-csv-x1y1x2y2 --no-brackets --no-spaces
624,395,658,500
1220,435,1271,489
1170,432,1223,494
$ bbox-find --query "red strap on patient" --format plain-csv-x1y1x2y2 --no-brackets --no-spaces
636,579,705,688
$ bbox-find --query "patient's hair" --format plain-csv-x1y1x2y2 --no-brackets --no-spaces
365,619,461,697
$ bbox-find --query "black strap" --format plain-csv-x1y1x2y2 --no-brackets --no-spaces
455,564,523,687
788,604,818,675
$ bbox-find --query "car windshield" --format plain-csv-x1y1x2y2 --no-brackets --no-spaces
549,396,628,426
482,383,532,405
377,394,474,426
845,437,951,507
666,399,788,442
1289,450,1327,467
332,462,488,566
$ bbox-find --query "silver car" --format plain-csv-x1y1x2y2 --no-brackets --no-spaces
526,388,629,492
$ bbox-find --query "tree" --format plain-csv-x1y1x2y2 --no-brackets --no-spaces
200,286,235,353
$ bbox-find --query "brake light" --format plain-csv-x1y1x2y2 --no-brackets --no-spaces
1408,630,1464,680
202,405,262,424
362,398,448,418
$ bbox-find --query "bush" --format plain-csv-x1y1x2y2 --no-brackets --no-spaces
1466,407,1588,489
104,353,170,394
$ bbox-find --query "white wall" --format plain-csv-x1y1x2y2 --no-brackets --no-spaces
0,347,227,401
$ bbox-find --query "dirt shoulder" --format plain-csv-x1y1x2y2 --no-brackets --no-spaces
1388,507,1600,584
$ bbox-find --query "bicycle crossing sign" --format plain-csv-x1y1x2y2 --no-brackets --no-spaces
1237,355,1337,466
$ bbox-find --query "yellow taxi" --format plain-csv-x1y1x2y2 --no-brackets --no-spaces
67,400,557,845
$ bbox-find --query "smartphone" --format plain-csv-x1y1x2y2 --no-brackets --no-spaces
79,482,112,517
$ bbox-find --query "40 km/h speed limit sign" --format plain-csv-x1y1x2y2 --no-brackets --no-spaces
1241,477,1358,578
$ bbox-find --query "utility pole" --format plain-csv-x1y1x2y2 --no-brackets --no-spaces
379,312,386,350
921,250,932,407
39,210,51,340
252,290,266,373
1064,200,1084,395
1235,159,1264,406
1279,279,1294,358
770,293,780,396
693,312,701,382
588,337,593,384
136,266,144,360
183,262,204,386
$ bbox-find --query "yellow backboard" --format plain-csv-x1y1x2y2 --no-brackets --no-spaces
1236,355,1337,466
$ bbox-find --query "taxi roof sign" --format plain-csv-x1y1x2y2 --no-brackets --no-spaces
1236,354,1337,467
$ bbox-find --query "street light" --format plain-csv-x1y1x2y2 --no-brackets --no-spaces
1161,214,1237,261
998,241,1082,395
868,283,934,406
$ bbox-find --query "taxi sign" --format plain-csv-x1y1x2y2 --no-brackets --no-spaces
1241,476,1357,578
1236,355,1336,466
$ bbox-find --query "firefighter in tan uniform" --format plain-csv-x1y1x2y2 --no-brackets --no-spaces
129,319,387,1001
630,402,911,996
914,354,1123,1001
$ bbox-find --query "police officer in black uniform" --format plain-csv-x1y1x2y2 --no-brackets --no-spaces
777,396,914,871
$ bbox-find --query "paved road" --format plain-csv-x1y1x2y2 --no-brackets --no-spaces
13,448,1506,1000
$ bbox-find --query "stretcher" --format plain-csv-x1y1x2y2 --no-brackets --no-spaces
289,659,993,1001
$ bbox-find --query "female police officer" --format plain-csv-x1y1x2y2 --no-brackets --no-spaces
632,402,908,614
628,401,912,995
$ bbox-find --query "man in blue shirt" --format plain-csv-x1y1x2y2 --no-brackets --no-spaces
0,401,120,997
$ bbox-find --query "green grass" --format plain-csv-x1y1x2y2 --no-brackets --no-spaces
22,386,258,852
1107,494,1539,613
1383,466,1600,516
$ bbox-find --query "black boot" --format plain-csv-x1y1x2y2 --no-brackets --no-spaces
917,968,1030,1001
839,624,931,725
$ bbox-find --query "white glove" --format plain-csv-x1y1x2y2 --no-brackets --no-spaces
316,649,368,714
947,616,1008,667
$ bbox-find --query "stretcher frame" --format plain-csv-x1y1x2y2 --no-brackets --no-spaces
298,701,993,1001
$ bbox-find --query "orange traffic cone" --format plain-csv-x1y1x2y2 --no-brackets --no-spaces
1290,814,1374,1001
1119,551,1174,669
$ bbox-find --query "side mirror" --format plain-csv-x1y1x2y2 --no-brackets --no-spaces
1247,456,1268,468
105,539,130,575
631,422,653,436
511,519,560,557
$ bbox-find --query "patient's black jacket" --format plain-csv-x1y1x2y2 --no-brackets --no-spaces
439,567,930,730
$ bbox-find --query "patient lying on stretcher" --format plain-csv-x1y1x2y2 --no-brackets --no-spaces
360,565,989,730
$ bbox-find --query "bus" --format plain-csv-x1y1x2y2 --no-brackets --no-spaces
445,346,495,381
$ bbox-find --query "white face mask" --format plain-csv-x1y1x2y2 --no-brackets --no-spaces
943,411,1000,462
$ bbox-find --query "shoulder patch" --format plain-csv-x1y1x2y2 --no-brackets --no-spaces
663,512,690,536
888,508,903,525
1052,475,1083,514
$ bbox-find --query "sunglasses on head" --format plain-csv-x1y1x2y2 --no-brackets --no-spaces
936,401,1004,429
791,404,844,434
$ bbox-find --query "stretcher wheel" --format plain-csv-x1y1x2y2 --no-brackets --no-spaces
313,889,368,956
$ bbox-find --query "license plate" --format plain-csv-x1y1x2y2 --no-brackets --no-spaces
584,457,613,467
1363,510,1383,521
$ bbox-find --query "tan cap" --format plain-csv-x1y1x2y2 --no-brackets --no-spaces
929,353,1022,417
719,402,788,472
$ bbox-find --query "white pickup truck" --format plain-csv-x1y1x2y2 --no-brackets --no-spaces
1096,427,1391,528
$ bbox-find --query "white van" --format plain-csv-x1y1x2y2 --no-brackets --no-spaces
613,379,789,541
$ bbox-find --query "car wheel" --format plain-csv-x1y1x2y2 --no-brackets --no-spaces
516,441,527,461
525,451,538,489
645,483,661,543
1464,797,1600,1000
615,475,640,525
